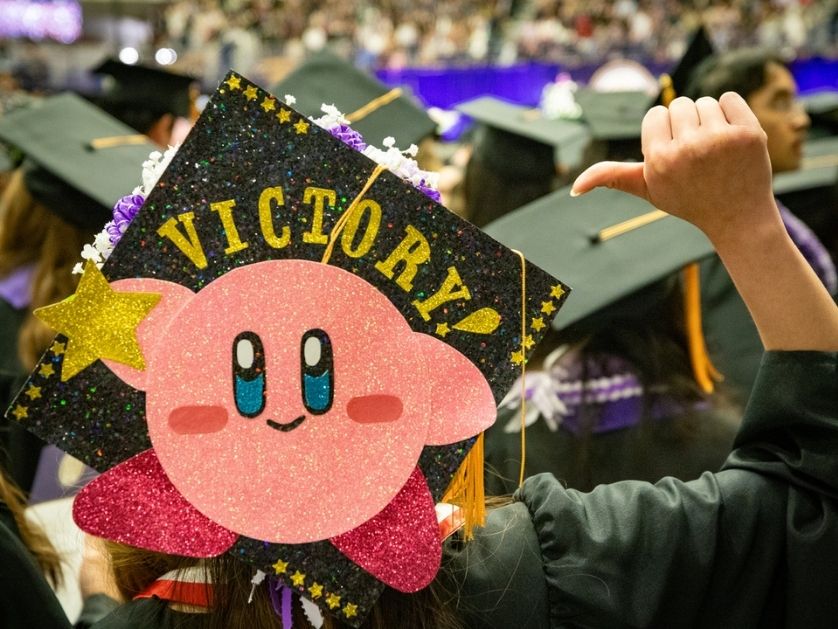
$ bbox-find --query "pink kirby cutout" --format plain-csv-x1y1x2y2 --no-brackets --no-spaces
100,260,496,546
74,449,238,557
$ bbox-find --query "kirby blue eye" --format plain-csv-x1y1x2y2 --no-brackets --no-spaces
233,332,265,418
301,329,333,415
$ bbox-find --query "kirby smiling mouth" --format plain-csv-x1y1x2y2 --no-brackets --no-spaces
266,415,306,432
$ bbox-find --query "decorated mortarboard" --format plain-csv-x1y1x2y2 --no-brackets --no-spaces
6,72,568,626
272,50,436,149
93,58,197,119
484,185,714,330
0,93,157,229
456,95,591,176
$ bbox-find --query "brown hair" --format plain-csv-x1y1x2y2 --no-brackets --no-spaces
0,168,93,369
0,468,64,586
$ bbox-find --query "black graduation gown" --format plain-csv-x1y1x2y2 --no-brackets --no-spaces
443,351,838,628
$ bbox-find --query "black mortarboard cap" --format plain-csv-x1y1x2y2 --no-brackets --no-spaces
0,92,156,229
484,185,715,329
94,59,196,119
655,26,715,106
272,50,436,149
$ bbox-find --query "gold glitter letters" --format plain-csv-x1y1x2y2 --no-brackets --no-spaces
412,266,471,321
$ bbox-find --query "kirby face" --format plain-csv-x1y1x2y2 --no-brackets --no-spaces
107,260,494,543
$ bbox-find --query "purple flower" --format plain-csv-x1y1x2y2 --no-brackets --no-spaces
416,180,441,203
328,124,367,152
108,194,145,246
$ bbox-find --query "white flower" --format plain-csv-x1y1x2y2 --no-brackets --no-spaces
72,262,84,275
80,244,101,262
284,94,296,105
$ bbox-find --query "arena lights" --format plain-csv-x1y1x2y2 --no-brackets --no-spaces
119,47,140,65
0,0,82,43
155,48,177,66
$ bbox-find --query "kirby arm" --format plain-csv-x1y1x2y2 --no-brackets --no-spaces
572,94,838,352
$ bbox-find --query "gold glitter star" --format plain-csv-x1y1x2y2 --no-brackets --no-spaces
34,261,161,381
531,317,546,332
277,108,292,123
343,603,358,618
261,97,276,112
12,405,27,420
307,583,324,599
225,75,242,90
540,301,556,315
511,350,525,365
524,335,535,350
243,85,259,101
50,341,66,355
294,119,309,134
25,385,41,400
272,559,288,574
290,570,306,587
550,284,566,299
326,593,341,609
39,363,55,378
435,322,451,337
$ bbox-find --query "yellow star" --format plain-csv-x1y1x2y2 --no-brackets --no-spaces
12,405,27,420
435,322,451,337
294,119,309,134
272,559,288,574
50,341,66,355
540,301,556,315
39,363,55,378
290,570,306,587
243,85,259,101
34,261,161,381
25,385,41,400
307,582,324,599
531,317,545,332
550,284,566,299
224,75,242,90
343,603,358,618
277,108,292,123
261,97,276,112
326,593,341,609
524,335,535,350
511,350,525,365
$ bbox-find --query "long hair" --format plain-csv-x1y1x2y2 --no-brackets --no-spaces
0,468,64,586
0,168,92,369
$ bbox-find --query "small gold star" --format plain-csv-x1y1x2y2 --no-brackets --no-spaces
50,341,66,355
272,559,288,574
39,363,55,378
290,570,306,587
225,75,242,90
435,322,451,337
540,301,556,315
307,582,323,599
261,97,276,112
294,119,309,134
34,261,161,381
343,603,358,618
523,335,535,350
550,284,566,299
25,385,41,400
531,317,546,332
243,85,259,101
326,593,341,609
12,405,27,420
511,350,525,365
277,108,292,123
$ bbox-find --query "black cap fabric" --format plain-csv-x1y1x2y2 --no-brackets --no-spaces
484,185,715,329
94,59,197,119
0,92,156,229
272,50,436,149
655,26,716,106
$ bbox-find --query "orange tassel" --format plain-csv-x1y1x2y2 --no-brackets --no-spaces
441,433,486,541
660,73,676,107
682,263,723,393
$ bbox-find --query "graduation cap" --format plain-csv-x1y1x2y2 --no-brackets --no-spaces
7,72,567,626
774,135,838,195
93,58,197,120
656,26,715,106
484,185,714,330
272,50,436,149
456,95,591,177
0,92,156,229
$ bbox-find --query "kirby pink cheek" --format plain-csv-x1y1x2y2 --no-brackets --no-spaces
346,394,404,424
168,405,229,435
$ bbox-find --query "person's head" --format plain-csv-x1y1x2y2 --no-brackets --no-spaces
686,49,810,174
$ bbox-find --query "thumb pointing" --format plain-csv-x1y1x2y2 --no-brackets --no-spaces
571,161,648,201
